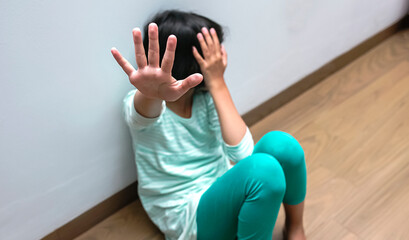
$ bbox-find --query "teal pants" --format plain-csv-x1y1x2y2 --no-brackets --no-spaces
196,131,307,240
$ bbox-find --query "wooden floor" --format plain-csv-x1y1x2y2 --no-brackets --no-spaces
76,29,409,240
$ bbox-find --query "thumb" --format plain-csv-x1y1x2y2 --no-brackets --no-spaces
178,73,203,91
166,74,203,102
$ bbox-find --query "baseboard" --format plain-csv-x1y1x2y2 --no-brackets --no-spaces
42,14,408,240
242,14,409,126
42,182,138,240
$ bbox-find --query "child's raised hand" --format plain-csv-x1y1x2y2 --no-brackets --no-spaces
192,27,228,91
111,23,203,102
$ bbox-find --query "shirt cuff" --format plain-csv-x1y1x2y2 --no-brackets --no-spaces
123,89,165,129
224,127,254,162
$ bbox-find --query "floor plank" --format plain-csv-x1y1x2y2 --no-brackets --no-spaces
75,200,164,240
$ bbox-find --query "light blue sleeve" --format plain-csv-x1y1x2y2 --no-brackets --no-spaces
223,127,254,163
204,92,254,162
122,89,165,130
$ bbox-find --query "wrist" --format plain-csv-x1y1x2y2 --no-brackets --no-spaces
136,90,163,103
207,78,227,93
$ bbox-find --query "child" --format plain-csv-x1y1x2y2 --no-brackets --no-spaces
111,10,307,240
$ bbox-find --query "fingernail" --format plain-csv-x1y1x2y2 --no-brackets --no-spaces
197,33,203,39
202,27,208,33
210,28,215,34
149,23,157,29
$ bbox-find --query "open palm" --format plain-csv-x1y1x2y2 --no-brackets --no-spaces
111,23,203,102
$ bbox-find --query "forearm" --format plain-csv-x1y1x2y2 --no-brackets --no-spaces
209,80,247,145
193,27,246,144
133,90,163,118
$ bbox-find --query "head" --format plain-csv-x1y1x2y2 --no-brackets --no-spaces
143,10,224,91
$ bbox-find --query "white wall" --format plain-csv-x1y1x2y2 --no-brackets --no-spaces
0,0,407,239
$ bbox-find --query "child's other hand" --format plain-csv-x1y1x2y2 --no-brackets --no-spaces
111,23,203,102
193,27,228,91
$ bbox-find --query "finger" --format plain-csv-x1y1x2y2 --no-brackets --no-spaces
210,28,221,54
201,27,214,51
133,28,147,69
111,47,135,76
197,33,209,58
177,73,203,92
148,23,160,68
161,35,177,73
168,74,203,101
221,44,228,66
192,46,205,66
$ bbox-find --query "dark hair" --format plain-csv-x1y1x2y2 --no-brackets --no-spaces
143,10,224,90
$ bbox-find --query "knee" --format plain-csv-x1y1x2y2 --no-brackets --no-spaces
239,153,286,196
254,131,305,169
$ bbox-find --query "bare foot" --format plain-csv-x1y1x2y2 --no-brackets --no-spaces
283,225,306,240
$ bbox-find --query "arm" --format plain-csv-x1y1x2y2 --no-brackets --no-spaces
209,82,247,145
111,23,203,118
133,91,163,118
193,28,247,145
